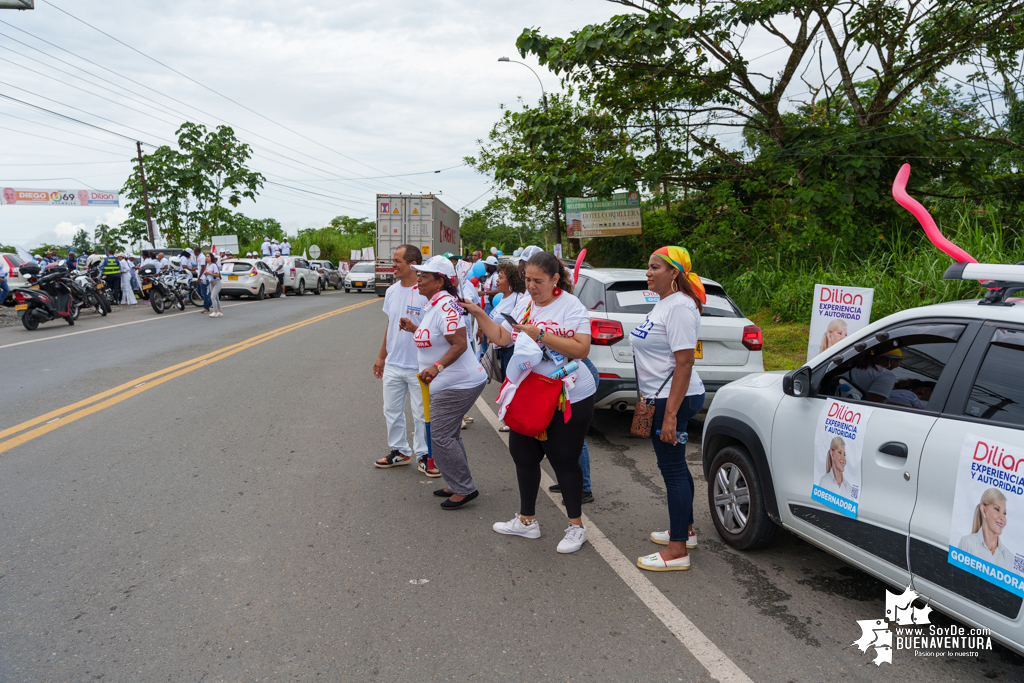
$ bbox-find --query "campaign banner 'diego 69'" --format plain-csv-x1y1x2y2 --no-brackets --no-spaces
1,188,119,206
812,399,874,519
807,284,874,363
948,433,1024,598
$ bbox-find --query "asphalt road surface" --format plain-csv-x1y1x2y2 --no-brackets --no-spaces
1,291,1021,681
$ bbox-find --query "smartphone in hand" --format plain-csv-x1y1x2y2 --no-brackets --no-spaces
501,313,519,327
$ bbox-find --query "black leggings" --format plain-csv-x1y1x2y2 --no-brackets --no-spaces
508,394,595,519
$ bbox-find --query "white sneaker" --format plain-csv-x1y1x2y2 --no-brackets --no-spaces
637,551,690,572
216,312,224,317
492,513,541,539
650,530,697,549
209,312,217,317
556,524,587,554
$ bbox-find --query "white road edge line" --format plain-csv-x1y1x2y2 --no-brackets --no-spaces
473,395,753,683
0,294,336,350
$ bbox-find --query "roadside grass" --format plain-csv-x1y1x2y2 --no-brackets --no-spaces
715,208,1023,324
749,310,810,372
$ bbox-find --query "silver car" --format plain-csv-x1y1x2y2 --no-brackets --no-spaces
310,260,342,290
219,259,280,300
575,268,764,411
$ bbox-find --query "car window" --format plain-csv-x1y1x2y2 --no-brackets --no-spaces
819,323,965,408
223,262,252,273
601,280,741,317
576,276,603,311
964,327,1024,427
256,262,270,273
351,263,374,273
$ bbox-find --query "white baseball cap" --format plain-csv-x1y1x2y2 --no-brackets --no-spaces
411,255,456,278
520,245,544,261
484,255,499,266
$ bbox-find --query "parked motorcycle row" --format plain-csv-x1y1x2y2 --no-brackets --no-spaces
10,261,204,331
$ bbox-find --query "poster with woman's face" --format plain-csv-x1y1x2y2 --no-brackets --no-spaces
948,434,1024,597
812,399,874,519
806,284,874,363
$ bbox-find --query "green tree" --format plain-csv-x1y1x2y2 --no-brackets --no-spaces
70,229,91,254
481,0,1024,262
328,215,376,237
121,123,264,247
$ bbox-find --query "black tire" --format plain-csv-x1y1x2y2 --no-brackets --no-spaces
101,295,112,314
256,284,265,300
707,445,777,550
151,293,166,314
297,279,305,296
22,311,39,331
313,279,322,295
70,301,80,321
333,279,342,290
173,292,185,311
189,287,203,306
344,288,350,293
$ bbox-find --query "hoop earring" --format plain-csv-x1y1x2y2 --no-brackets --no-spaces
671,279,679,293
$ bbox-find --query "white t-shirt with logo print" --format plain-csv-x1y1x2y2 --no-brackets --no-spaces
413,292,487,394
382,281,428,370
500,292,596,404
629,292,704,398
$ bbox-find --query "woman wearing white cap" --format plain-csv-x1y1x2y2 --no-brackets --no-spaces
405,255,488,509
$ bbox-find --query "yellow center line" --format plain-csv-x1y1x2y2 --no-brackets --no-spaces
0,298,377,456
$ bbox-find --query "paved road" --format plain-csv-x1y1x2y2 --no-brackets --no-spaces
0,291,1020,681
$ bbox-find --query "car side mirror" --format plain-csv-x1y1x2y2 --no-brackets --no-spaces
782,366,812,397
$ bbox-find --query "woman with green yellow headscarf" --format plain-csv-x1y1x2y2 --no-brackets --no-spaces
630,246,707,572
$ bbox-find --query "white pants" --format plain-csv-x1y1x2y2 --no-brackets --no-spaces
382,363,428,458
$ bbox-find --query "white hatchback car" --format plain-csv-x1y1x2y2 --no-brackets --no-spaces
1,252,29,303
344,262,376,293
574,268,764,410
703,262,1024,654
219,259,280,300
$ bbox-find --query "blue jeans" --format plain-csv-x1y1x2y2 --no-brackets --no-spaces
198,281,212,310
0,279,8,304
652,394,706,542
579,357,599,493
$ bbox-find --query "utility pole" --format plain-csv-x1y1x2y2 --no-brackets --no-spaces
136,141,156,247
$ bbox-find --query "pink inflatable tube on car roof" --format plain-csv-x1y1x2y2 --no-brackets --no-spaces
892,163,976,264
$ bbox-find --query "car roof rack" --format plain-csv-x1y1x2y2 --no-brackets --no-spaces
943,262,1024,306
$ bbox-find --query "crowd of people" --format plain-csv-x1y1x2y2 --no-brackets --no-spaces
371,242,709,570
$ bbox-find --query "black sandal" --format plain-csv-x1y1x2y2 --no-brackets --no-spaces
433,488,453,497
440,490,479,509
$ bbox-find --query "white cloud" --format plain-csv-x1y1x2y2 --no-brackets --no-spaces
55,221,84,238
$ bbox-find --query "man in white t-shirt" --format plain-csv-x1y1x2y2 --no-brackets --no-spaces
373,244,430,471
280,238,291,256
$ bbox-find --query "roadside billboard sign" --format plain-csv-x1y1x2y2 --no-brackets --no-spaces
1,188,119,206
563,192,642,238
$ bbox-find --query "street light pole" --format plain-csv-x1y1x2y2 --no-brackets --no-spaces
498,57,561,249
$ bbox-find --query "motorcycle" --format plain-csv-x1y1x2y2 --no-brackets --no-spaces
12,262,80,330
139,264,184,314
169,266,203,306
71,269,110,316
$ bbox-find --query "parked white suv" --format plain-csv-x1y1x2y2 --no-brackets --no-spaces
703,263,1024,654
575,268,764,410
282,256,322,296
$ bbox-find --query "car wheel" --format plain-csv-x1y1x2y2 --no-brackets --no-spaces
256,284,265,300
297,280,305,296
708,445,777,550
344,287,350,293
313,279,322,295
334,280,342,290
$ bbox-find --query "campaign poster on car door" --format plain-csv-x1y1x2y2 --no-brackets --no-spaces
806,284,874,363
947,433,1024,597
812,399,874,519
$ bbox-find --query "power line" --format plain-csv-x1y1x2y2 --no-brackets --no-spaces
39,1,428,192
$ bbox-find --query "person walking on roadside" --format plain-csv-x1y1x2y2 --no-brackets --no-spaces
205,251,223,317
372,245,432,474
100,249,122,301
117,253,137,305
271,251,286,297
463,251,596,554
631,246,707,572
407,255,488,509
194,246,211,313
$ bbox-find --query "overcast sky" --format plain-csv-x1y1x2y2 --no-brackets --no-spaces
0,0,628,248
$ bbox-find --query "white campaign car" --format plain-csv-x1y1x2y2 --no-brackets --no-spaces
219,259,280,300
575,268,764,410
702,262,1024,654
1,252,29,302
344,261,376,293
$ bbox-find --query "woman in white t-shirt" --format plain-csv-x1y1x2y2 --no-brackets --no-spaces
464,251,595,555
205,253,223,317
487,260,526,381
630,246,707,573
408,256,488,509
